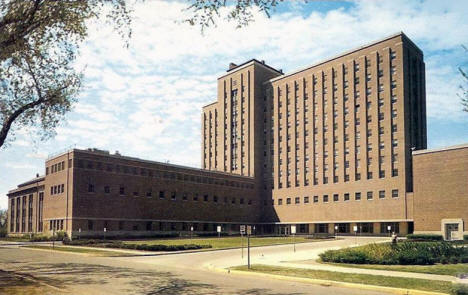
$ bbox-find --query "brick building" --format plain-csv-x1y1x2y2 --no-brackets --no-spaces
7,32,468,239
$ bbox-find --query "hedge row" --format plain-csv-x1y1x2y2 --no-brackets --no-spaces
63,239,212,251
406,234,443,241
319,242,468,265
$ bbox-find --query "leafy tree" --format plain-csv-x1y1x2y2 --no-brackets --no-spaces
0,209,7,237
460,45,468,112
0,0,131,149
184,0,284,31
0,0,287,150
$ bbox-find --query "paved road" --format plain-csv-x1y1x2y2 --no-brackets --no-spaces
0,237,392,295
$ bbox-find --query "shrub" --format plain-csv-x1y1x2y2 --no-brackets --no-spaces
406,234,443,241
450,256,460,264
196,232,229,237
452,283,468,295
319,242,467,265
461,256,468,263
464,235,468,241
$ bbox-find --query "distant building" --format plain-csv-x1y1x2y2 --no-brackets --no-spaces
7,32,468,240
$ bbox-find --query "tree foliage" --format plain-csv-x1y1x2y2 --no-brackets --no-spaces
0,0,131,149
183,0,284,31
0,0,288,150
460,45,468,113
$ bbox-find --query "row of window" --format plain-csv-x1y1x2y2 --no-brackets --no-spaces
50,219,64,231
46,161,66,175
275,189,399,205
87,184,254,205
77,159,254,189
50,184,65,195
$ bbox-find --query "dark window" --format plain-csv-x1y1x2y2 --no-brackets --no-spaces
133,191,138,197
204,194,209,202
172,192,176,201
146,222,152,231
146,191,152,197
278,198,283,205
88,184,94,193
333,194,339,202
344,193,350,201
367,191,373,200
286,198,291,205
193,194,198,201
323,195,329,203
88,220,94,231
315,223,328,233
392,189,399,198
240,198,244,204
379,190,385,199
119,186,125,195
304,196,309,204
182,193,188,201
295,197,300,204
159,191,165,199
313,196,318,203
213,195,218,202
104,186,110,193
355,192,361,201
119,221,124,230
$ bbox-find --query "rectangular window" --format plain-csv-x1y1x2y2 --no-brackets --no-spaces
323,195,329,203
104,186,110,193
159,191,165,199
313,196,318,203
295,197,300,204
333,194,339,202
119,186,125,195
286,198,291,205
278,198,283,205
344,193,350,201
355,192,361,201
88,184,94,193
367,191,373,200
392,189,399,198
304,196,309,204
379,190,385,199
172,192,177,201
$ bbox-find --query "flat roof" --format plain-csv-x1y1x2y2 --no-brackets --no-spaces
266,31,421,85
412,143,468,156
217,58,283,80
64,148,255,181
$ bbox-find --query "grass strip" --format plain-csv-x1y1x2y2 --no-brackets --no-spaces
124,236,317,249
232,264,453,294
324,262,468,277
23,245,125,256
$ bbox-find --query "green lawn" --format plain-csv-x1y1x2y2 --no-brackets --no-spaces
324,262,468,277
232,264,453,294
23,245,125,256
123,236,316,249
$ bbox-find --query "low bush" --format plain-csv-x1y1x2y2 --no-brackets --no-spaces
452,283,468,295
28,231,68,242
104,242,211,251
196,232,229,237
319,242,468,265
406,234,443,241
464,235,468,241
449,256,460,264
63,239,211,251
461,256,468,263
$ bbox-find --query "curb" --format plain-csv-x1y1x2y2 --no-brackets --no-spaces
211,267,449,295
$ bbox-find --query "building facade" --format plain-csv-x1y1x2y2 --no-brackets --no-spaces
7,32,468,239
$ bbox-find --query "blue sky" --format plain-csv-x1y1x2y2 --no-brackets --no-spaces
1,0,468,209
